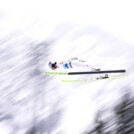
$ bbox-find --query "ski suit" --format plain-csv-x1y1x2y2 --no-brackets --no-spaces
57,58,99,71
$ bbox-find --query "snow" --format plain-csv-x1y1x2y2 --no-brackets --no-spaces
0,0,134,133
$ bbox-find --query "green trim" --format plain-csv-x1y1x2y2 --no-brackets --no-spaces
44,71,68,75
61,79,88,82
61,75,127,82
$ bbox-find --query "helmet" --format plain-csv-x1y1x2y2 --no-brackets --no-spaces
48,61,57,70
48,61,52,67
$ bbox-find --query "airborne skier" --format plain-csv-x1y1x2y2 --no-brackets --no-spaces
48,57,100,71
46,58,127,80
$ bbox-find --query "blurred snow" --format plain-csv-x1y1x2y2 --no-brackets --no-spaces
0,0,134,134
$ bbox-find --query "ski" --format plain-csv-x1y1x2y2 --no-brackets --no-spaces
44,69,126,75
68,70,126,75
61,75,127,82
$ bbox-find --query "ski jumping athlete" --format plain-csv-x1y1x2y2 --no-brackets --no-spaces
48,57,100,71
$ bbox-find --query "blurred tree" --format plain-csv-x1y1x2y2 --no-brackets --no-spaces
114,90,134,134
86,111,106,134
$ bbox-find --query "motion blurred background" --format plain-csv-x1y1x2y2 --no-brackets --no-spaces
0,0,134,134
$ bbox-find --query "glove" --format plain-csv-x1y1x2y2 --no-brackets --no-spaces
60,61,64,64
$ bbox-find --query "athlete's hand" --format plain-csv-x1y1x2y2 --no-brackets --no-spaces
60,61,64,64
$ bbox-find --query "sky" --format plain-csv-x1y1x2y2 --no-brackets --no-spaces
0,0,134,44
